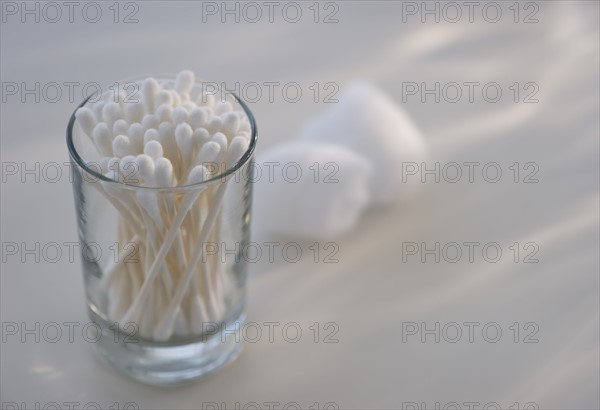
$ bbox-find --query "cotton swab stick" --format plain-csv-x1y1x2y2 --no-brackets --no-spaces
100,233,142,291
153,137,249,341
120,165,210,327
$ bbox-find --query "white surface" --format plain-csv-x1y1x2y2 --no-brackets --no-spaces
1,1,599,409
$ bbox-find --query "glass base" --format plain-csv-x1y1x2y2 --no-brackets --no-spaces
90,309,245,385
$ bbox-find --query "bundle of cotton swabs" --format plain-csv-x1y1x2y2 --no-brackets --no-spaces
74,70,251,341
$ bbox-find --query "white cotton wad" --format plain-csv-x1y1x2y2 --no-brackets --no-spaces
298,81,428,204
253,142,372,240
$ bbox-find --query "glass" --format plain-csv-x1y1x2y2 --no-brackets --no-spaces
66,75,257,385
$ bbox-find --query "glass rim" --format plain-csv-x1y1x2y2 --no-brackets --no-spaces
66,76,258,192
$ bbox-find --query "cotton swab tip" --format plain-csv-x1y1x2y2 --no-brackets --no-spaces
172,107,189,124
124,101,145,123
192,128,210,145
187,165,208,184
135,154,155,185
75,107,96,136
188,107,207,129
155,90,173,109
112,119,130,137
141,77,160,112
156,105,173,122
113,134,133,158
175,123,193,146
143,129,161,145
175,70,195,94
92,123,113,156
144,140,164,159
226,136,250,168
141,114,159,130
221,112,240,137
154,157,175,187
196,141,222,165
102,102,122,125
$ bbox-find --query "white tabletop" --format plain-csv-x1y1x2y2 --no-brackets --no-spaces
1,1,598,409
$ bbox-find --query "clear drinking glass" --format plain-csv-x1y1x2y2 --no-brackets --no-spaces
66,76,257,385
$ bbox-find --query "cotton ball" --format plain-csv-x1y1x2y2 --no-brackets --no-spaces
253,142,372,240
298,81,427,204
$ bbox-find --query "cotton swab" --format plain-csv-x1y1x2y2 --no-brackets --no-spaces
112,119,129,138
120,165,210,327
175,123,194,175
175,70,195,95
144,140,163,159
113,135,134,158
75,107,96,136
153,137,248,341
92,123,113,156
141,77,160,114
128,123,144,153
124,101,145,124
172,107,189,125
141,114,160,130
154,90,173,109
102,102,122,127
188,108,207,129
73,71,253,341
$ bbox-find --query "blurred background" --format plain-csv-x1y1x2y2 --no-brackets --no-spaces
1,1,599,409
